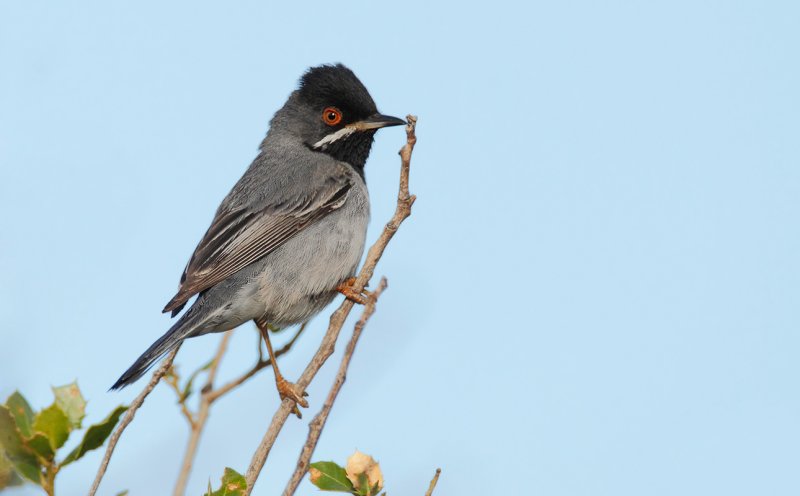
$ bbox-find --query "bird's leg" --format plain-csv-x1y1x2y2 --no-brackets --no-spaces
255,318,308,418
336,277,371,305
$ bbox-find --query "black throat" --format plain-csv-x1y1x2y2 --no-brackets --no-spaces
319,130,376,181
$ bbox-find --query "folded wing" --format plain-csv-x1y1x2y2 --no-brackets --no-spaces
163,175,352,315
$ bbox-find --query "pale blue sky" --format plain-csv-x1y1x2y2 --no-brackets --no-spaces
2,1,799,495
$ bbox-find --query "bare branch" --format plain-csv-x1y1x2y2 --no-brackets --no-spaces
206,323,307,403
172,324,305,495
243,115,418,494
425,468,442,496
173,331,231,496
282,277,389,496
164,369,197,429
88,345,181,496
205,330,231,388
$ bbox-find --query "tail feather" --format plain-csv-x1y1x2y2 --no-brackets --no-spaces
110,311,198,390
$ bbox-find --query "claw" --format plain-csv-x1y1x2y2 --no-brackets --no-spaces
336,277,370,305
276,376,308,418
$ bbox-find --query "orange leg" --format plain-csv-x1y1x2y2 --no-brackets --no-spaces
336,277,371,305
255,318,308,418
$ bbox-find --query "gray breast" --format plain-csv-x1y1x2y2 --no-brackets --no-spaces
245,170,370,327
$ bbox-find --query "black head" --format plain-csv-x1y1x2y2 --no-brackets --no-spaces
269,64,404,173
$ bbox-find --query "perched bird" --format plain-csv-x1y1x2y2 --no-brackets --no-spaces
111,64,404,416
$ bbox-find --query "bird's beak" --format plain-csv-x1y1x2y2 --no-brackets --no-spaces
348,113,406,131
314,113,405,150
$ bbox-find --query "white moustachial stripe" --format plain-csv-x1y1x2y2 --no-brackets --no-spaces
313,127,356,150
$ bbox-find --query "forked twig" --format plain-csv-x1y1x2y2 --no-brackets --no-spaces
172,324,306,495
282,277,389,495
172,331,231,495
243,115,418,494
164,369,198,429
206,323,307,403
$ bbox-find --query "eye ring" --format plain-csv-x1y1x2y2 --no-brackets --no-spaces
322,107,343,126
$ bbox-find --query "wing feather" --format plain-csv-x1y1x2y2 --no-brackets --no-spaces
163,178,351,315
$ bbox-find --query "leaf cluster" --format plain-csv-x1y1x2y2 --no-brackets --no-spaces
204,467,247,496
0,383,127,495
309,451,385,496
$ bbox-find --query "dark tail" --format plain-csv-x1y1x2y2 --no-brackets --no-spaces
110,310,199,390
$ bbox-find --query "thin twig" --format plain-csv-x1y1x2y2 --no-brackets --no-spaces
164,369,197,429
425,468,442,496
204,331,231,391
171,324,305,495
282,277,388,496
88,345,181,496
173,331,231,496
243,115,418,494
206,323,307,403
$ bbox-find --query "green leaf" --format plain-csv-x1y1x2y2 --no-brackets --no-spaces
115,491,129,496
5,392,34,438
25,433,55,461
308,461,356,493
356,473,370,496
52,382,86,429
0,452,25,489
32,404,70,450
0,405,42,485
354,472,382,496
60,405,128,466
205,467,247,496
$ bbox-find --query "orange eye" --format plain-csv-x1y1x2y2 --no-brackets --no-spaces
322,107,343,126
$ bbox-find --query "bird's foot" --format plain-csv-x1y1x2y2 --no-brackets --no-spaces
276,376,309,418
336,277,370,305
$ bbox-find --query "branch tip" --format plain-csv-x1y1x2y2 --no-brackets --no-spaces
424,468,442,496
247,115,418,495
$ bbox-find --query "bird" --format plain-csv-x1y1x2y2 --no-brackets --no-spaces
111,64,405,416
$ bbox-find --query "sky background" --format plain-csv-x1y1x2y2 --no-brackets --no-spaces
1,1,799,495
